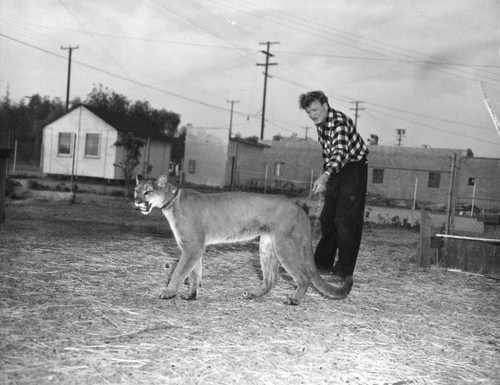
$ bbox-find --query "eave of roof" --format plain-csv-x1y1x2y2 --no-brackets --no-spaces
81,105,174,142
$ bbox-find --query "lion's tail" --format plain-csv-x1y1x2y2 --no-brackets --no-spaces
310,272,353,300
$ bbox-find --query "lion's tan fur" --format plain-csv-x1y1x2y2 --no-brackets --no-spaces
134,175,352,305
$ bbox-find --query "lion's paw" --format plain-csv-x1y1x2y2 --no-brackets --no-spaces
242,291,257,300
180,292,197,301
284,296,300,306
159,290,177,300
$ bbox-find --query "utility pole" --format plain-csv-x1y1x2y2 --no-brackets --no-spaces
302,126,311,140
61,45,79,112
257,41,279,140
396,128,406,147
349,101,364,128
227,100,240,139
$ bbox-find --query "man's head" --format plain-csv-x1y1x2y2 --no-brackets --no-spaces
299,91,329,126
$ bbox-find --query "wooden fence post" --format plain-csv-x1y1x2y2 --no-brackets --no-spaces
419,208,431,268
0,149,10,224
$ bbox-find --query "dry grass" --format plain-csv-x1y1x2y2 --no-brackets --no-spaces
1,196,499,385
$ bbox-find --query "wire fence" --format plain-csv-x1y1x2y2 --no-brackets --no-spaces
5,142,500,275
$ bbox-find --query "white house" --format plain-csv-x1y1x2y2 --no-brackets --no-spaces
42,105,173,180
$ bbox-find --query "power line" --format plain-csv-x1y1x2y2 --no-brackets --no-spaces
395,128,406,147
2,31,498,144
257,41,279,140
227,99,239,138
349,101,364,128
4,19,499,71
2,31,300,138
210,0,500,83
60,45,79,112
368,107,500,146
302,126,311,140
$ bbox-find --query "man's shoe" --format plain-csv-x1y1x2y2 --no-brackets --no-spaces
328,273,346,283
316,265,333,274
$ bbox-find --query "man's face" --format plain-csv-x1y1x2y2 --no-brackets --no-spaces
305,101,329,125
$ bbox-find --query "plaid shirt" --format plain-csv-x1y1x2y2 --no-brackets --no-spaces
316,108,368,174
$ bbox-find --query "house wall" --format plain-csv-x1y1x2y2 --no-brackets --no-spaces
226,141,266,186
139,139,172,179
261,138,321,185
261,139,492,206
43,106,172,180
455,157,500,211
367,146,461,205
42,107,119,179
184,127,229,187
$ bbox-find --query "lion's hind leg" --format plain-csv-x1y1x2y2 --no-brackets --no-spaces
273,236,310,306
242,235,279,300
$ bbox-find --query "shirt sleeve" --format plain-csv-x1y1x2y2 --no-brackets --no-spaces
323,120,351,174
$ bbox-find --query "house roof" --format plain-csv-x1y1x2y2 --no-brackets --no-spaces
230,138,271,148
368,145,472,171
82,105,174,142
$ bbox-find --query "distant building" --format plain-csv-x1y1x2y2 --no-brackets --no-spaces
42,105,173,180
367,145,473,206
184,131,499,210
183,126,269,188
454,157,500,212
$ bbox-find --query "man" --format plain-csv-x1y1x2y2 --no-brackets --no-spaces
299,91,368,282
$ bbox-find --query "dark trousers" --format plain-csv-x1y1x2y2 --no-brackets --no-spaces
314,159,368,277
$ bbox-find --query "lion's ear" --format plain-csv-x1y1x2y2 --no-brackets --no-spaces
136,175,144,185
156,175,169,188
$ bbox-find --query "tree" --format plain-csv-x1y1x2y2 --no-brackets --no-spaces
242,136,259,144
113,132,144,198
171,126,186,164
85,85,181,137
0,92,64,165
85,84,130,114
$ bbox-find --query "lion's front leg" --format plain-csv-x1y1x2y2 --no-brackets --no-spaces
181,260,202,300
160,262,177,299
160,247,204,300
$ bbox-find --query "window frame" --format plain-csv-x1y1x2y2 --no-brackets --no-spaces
428,172,441,188
274,162,284,177
372,168,384,184
188,159,196,174
57,132,73,157
84,133,100,158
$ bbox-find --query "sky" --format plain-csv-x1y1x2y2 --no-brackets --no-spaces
1,0,500,158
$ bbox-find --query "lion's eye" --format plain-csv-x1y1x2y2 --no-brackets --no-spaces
144,190,152,196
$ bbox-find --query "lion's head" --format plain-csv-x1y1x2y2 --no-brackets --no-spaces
134,175,170,215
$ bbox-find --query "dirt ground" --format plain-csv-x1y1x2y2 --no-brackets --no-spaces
0,195,499,385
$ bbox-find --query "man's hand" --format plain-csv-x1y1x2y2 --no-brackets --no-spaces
311,172,330,195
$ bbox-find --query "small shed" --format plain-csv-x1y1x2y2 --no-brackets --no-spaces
183,126,268,188
42,105,173,180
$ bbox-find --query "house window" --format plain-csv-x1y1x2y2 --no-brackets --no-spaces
428,172,441,188
274,162,284,177
188,160,196,174
372,168,384,184
58,133,72,156
84,133,100,157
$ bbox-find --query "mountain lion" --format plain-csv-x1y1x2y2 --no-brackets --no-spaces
134,175,353,305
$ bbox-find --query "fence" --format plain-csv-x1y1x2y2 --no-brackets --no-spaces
442,156,500,276
6,140,500,276
4,139,43,176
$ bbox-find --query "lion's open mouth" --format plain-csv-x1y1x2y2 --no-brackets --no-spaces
135,202,153,215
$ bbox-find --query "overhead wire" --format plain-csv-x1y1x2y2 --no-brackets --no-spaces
210,0,500,84
1,1,499,141
367,106,500,146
